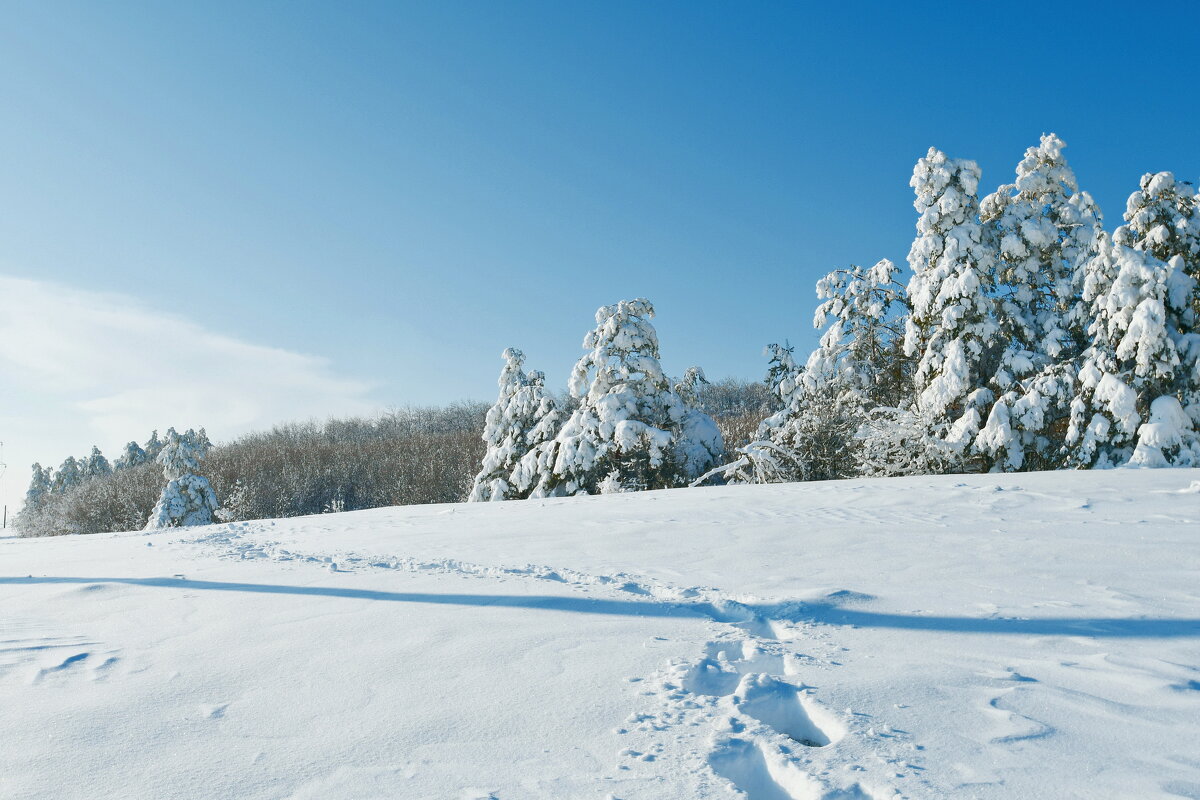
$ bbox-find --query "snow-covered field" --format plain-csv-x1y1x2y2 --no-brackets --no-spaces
3,470,1198,800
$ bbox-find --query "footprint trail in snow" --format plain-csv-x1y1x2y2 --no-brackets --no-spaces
182,522,915,798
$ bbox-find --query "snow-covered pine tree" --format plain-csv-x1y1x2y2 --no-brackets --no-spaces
82,446,112,479
1116,172,1200,434
885,148,998,472
714,260,910,485
516,299,721,496
974,134,1104,470
469,347,529,501
1128,395,1200,467
671,367,726,483
798,259,911,479
24,463,52,511
1066,233,1183,466
1121,172,1200,323
114,441,148,471
183,427,213,457
510,370,569,497
469,348,564,502
51,456,82,494
145,430,220,529
143,430,165,461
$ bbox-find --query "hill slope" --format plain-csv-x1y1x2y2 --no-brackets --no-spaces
3,470,1199,799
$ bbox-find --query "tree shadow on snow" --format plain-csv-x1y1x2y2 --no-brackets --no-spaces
1,576,1196,638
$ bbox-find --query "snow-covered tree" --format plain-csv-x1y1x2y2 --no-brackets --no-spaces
974,134,1104,470
469,348,530,501
713,260,910,484
82,446,112,479
24,463,52,511
1128,396,1200,467
1116,172,1200,428
469,348,564,502
980,134,1102,367
145,430,220,529
1120,172,1200,321
114,441,148,471
184,427,213,457
1066,234,1182,466
888,148,997,469
143,430,165,461
516,299,722,496
51,456,82,495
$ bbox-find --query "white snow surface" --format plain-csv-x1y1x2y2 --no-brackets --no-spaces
3,469,1199,800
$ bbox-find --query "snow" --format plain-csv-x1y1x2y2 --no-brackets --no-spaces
3,469,1199,799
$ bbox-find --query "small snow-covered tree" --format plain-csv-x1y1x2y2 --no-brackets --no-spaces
184,427,213,457
469,347,530,501
24,463,52,511
469,348,563,502
856,407,961,477
114,441,148,471
51,456,82,495
516,298,721,496
145,430,220,529
713,260,909,484
1128,396,1200,467
82,446,112,479
143,430,165,461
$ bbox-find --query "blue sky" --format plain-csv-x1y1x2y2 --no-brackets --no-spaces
1,1,1198,507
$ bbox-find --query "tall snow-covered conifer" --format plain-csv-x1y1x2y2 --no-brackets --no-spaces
516,299,721,496
974,134,1103,470
51,456,82,494
82,446,112,479
145,430,220,529
900,147,997,464
143,430,165,461
24,464,52,511
1066,233,1182,466
115,441,148,471
1117,172,1200,432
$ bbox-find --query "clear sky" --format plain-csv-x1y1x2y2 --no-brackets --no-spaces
1,0,1198,512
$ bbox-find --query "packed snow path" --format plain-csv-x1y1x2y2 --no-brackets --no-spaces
2,470,1198,799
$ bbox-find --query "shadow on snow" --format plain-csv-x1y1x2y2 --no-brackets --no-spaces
2,576,1196,638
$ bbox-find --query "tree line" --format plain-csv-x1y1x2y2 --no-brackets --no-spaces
15,389,769,536
472,134,1199,495
17,133,1196,533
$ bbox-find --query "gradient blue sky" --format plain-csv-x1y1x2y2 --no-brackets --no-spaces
1,1,1198,506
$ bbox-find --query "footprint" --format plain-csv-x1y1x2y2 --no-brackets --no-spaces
683,655,742,697
733,674,841,748
684,642,789,697
708,737,823,800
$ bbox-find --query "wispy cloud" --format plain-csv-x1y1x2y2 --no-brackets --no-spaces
0,275,375,512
